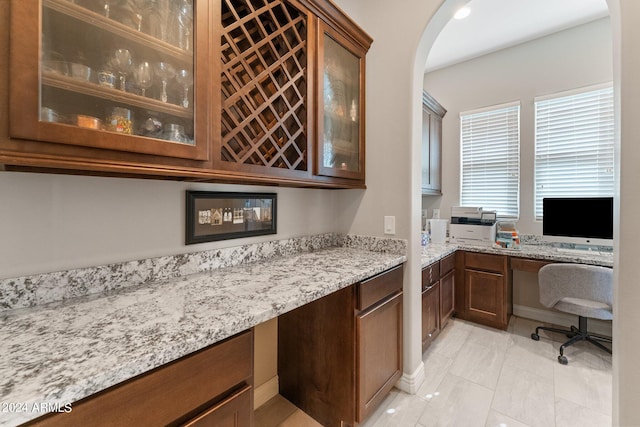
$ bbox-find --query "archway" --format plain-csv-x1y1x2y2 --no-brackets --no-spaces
410,0,622,423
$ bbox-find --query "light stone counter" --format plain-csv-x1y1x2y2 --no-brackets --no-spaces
421,241,613,269
0,235,406,426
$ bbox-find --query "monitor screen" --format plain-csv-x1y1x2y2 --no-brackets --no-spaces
542,197,614,246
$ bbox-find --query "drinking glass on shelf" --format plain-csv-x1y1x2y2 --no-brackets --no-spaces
175,69,193,108
134,61,153,97
112,48,133,91
176,0,193,50
130,0,152,32
101,0,118,18
154,61,175,103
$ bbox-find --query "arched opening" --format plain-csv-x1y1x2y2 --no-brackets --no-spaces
410,0,622,423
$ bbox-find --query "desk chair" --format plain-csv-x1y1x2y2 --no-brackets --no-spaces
531,263,613,365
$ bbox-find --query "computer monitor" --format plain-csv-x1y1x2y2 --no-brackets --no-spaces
542,197,614,247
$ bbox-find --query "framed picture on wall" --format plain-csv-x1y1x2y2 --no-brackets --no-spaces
185,191,277,244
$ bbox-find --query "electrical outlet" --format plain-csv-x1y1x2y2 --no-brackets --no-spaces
384,216,396,235
432,208,440,219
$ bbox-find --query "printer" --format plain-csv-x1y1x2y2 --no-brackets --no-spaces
449,206,497,246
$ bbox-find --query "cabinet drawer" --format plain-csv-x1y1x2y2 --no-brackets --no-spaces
465,252,506,273
29,330,253,427
421,262,440,289
182,384,252,427
440,253,455,275
358,265,403,310
510,257,552,273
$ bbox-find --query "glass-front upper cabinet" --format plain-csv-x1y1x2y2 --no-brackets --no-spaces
316,20,367,181
9,0,209,160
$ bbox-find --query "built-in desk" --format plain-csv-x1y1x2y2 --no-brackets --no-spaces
421,243,613,330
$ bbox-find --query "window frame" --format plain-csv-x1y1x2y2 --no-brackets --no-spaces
533,83,615,221
459,101,521,220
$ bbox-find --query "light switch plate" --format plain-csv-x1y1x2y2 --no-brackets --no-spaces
384,216,396,235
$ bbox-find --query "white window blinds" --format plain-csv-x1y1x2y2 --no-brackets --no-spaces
534,84,614,220
460,102,520,219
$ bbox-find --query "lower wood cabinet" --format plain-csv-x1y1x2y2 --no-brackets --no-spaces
278,265,404,427
456,251,512,330
422,253,455,352
440,268,455,326
357,291,403,422
421,282,440,351
26,330,254,427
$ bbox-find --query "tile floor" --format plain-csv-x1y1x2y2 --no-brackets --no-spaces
257,315,612,427
361,316,612,427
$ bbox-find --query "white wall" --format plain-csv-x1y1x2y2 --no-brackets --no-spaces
422,18,613,235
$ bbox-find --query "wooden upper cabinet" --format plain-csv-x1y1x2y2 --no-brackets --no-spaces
3,0,372,187
315,19,367,181
9,0,210,161
216,0,314,180
422,90,446,195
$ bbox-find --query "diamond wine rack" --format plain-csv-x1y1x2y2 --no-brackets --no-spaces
220,0,308,171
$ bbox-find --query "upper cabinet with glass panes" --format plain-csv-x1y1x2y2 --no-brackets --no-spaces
10,0,208,160
6,0,372,187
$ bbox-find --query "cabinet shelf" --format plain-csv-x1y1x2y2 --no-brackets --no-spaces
44,0,193,65
42,71,193,119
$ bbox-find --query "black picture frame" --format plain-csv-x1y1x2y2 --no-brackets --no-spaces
186,191,277,245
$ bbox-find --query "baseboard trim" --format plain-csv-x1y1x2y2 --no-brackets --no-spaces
513,304,612,337
396,362,425,394
253,376,279,409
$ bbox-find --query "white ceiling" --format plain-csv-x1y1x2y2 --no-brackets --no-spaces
425,0,610,73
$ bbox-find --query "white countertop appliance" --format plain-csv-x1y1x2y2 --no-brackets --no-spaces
449,206,497,246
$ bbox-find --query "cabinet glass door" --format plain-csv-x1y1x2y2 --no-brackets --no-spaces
10,0,208,160
316,22,366,180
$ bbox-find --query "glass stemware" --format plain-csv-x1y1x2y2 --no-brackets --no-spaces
176,0,193,50
129,0,153,32
102,0,118,18
175,69,193,108
134,61,153,97
112,48,133,91
153,61,175,103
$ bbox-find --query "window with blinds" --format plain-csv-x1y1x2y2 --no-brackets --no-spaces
534,84,614,220
460,102,520,219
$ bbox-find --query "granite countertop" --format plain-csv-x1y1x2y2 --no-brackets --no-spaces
0,244,405,427
421,242,614,268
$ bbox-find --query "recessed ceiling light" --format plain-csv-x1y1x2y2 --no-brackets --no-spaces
454,6,471,20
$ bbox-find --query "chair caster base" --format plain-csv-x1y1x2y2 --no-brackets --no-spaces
558,355,568,365
531,333,540,341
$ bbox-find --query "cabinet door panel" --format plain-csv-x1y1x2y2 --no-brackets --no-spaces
465,269,504,327
422,262,440,288
9,0,209,161
428,113,442,191
216,0,313,180
440,269,455,328
357,292,402,423
422,283,440,351
316,20,367,181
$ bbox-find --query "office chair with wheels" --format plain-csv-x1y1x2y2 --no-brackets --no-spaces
530,263,613,365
